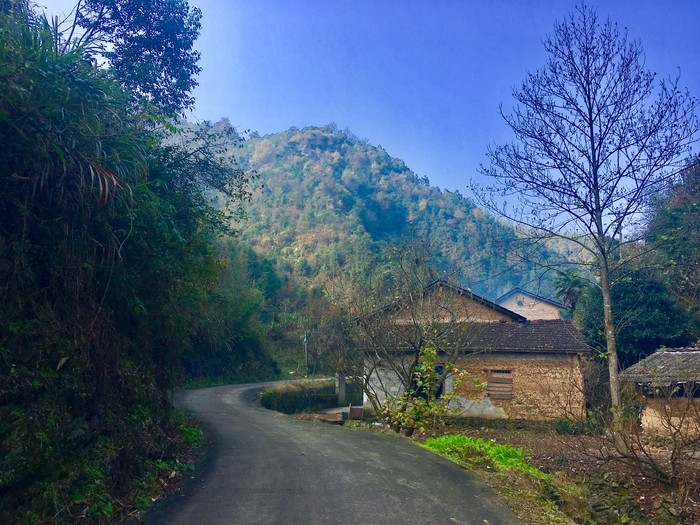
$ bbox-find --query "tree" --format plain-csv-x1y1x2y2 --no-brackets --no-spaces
575,269,691,367
53,0,202,115
646,157,700,339
0,4,264,520
326,243,470,435
473,5,698,429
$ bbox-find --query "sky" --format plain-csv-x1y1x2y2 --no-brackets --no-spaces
45,0,700,192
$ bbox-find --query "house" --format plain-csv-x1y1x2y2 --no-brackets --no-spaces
361,280,591,421
495,287,569,320
619,346,700,435
368,279,527,325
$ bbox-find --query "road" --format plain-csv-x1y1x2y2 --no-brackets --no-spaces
144,383,520,525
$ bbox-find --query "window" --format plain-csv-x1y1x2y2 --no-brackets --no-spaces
486,369,513,400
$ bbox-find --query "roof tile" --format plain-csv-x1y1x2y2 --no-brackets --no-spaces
620,347,700,384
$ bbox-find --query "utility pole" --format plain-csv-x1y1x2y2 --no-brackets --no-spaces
303,331,309,378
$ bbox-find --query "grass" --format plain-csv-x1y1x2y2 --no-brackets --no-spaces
421,434,547,478
420,434,587,525
173,410,203,447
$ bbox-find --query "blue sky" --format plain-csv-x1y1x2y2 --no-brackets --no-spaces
46,0,700,192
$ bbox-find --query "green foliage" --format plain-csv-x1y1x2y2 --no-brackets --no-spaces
172,411,203,447
258,380,362,414
233,125,562,300
381,347,460,436
422,434,547,479
0,4,272,522
646,158,700,339
66,0,203,115
553,419,585,435
574,271,691,366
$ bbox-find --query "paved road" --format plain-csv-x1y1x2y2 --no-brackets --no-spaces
144,384,520,525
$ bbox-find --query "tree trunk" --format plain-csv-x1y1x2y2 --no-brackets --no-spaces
600,268,620,413
600,267,627,451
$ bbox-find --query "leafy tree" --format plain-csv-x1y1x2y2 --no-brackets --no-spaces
575,270,691,367
473,5,699,428
54,0,202,115
646,158,700,339
554,270,588,310
0,3,266,521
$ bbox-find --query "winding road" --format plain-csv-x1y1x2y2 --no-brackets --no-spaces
144,383,520,524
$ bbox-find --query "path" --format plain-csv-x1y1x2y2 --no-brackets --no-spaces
144,383,520,524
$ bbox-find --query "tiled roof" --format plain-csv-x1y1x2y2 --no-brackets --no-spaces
380,319,591,355
458,319,590,354
620,347,700,385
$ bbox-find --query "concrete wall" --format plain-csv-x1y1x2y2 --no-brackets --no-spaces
363,353,414,409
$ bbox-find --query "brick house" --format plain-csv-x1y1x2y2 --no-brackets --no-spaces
361,280,591,421
495,287,569,320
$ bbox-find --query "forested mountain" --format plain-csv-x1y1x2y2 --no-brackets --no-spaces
231,124,561,300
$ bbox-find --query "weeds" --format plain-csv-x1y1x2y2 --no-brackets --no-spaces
173,411,203,447
422,434,546,479
421,434,587,524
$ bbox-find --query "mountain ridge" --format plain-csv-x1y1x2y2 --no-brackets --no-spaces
229,123,560,300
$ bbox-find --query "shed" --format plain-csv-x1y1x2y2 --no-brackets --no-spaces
620,347,700,435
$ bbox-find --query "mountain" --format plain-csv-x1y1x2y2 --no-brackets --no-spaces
230,124,560,300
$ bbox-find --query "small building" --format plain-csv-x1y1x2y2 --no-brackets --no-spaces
361,280,591,421
620,347,700,435
495,287,569,320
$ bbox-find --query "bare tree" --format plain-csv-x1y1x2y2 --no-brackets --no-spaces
473,5,699,432
326,243,492,434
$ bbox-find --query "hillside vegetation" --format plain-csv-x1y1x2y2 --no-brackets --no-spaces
0,5,277,522
234,124,562,299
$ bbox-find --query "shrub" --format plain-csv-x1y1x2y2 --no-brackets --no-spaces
258,380,362,414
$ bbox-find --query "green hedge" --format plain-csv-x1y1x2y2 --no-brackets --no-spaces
258,380,362,414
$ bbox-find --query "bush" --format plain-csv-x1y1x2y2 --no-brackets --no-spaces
555,419,579,435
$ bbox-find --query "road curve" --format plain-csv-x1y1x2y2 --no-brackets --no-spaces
144,383,520,525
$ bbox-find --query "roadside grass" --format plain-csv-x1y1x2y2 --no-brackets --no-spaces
258,382,588,524
126,410,202,518
420,435,588,525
